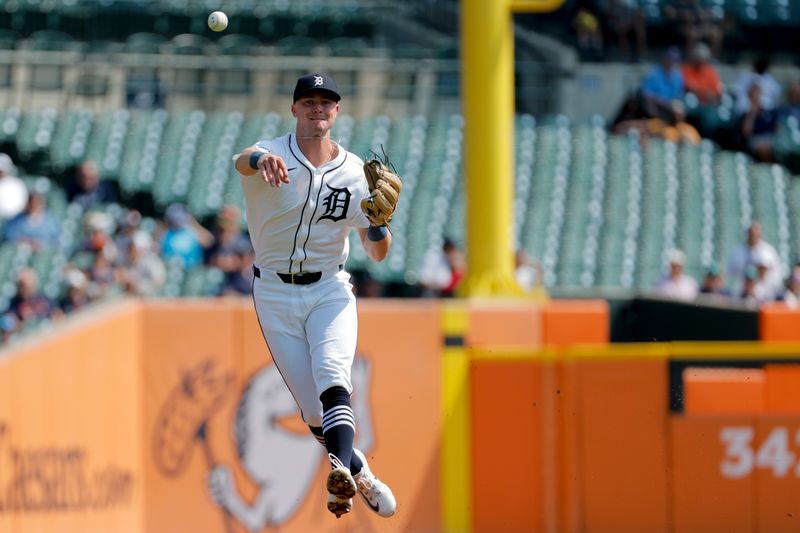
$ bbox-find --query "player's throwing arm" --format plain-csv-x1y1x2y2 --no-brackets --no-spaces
234,148,290,188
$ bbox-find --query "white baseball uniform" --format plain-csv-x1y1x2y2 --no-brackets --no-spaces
241,133,371,427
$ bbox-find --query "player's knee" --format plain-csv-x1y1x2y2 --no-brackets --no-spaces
305,414,323,427
308,424,326,446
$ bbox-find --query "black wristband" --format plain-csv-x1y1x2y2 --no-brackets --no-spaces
367,225,388,242
249,151,265,170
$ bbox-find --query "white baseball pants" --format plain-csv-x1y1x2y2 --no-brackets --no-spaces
251,269,357,427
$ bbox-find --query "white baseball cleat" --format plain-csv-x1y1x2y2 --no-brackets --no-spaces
353,449,397,518
327,454,357,518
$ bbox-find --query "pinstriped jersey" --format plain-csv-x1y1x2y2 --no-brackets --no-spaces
240,133,371,274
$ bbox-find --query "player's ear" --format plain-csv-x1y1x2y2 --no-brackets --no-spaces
291,103,297,117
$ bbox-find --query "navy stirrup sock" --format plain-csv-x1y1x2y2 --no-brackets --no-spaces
309,423,363,475
320,386,355,468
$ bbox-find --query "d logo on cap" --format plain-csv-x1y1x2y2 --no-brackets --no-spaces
293,73,341,102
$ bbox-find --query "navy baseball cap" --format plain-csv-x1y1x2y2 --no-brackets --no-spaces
293,73,341,102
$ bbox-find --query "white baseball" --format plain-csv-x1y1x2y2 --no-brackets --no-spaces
208,11,228,32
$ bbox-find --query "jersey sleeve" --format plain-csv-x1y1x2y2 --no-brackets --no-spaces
253,139,274,153
253,135,294,161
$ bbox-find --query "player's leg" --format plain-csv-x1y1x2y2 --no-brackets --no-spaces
306,277,359,516
251,279,324,427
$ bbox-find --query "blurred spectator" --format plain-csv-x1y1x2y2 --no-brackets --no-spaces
66,160,118,210
654,249,699,300
573,5,603,61
160,203,214,269
726,221,784,297
738,82,778,162
3,192,62,249
206,205,251,262
699,263,728,298
603,0,646,61
0,312,18,343
119,233,166,297
58,268,91,313
611,90,657,141
663,0,724,57
114,208,154,264
750,250,779,301
82,211,117,254
219,247,256,296
87,245,121,299
776,80,800,123
350,268,383,298
206,206,254,296
645,100,702,144
733,57,782,115
681,42,723,106
8,267,60,327
0,153,28,220
737,265,762,306
779,263,800,308
515,250,543,292
641,47,685,123
419,238,466,297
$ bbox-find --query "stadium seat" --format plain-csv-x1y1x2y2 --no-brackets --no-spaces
49,108,92,172
0,29,21,50
168,34,212,99
214,34,262,98
276,35,320,56
0,30,20,90
326,37,371,57
125,32,168,53
181,265,224,297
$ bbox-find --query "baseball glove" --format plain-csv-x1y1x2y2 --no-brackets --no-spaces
361,155,402,227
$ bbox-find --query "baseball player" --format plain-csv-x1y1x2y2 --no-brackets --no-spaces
232,73,397,519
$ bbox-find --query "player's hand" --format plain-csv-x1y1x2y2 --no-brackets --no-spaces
255,153,291,187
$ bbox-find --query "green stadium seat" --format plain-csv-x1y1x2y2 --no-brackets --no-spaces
277,36,319,56
326,37,369,57
125,32,168,53
0,29,21,50
215,34,262,96
181,266,223,297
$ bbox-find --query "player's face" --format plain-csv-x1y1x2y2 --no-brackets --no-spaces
292,92,339,137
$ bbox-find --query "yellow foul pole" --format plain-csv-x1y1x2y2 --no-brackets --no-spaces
459,0,524,297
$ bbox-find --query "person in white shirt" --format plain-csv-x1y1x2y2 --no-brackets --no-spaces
0,153,28,220
733,57,782,115
654,249,699,301
726,221,784,297
750,250,779,302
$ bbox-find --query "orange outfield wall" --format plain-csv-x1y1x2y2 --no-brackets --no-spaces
464,299,609,533
760,302,800,341
0,298,444,533
0,300,143,533
9,297,799,532
140,298,443,533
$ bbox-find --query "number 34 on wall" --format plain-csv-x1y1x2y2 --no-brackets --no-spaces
721,426,800,479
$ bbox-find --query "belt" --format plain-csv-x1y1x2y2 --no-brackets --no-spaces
253,265,343,285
